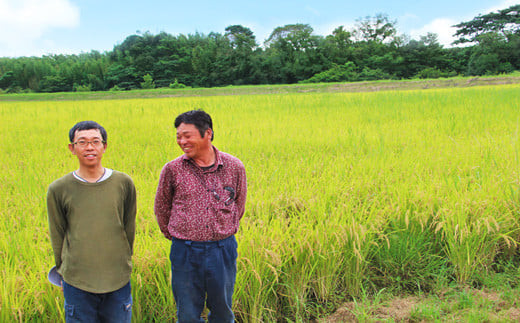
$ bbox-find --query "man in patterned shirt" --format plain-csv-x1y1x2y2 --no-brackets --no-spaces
154,110,247,322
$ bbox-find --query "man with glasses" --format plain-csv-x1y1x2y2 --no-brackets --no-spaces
47,121,136,322
154,110,247,322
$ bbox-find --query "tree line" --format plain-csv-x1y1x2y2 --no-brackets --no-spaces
0,5,519,93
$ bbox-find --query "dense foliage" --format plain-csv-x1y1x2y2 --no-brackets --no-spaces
1,6,519,93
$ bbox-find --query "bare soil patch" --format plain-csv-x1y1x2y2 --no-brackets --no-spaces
317,296,420,323
317,288,520,322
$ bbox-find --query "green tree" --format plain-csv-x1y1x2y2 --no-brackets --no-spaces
225,25,256,49
454,5,520,73
467,32,515,75
322,26,354,65
0,71,16,89
348,15,402,78
264,24,326,83
140,73,155,89
39,75,70,92
301,62,359,83
397,33,452,78
453,4,520,44
355,13,397,43
224,25,260,84
105,64,139,90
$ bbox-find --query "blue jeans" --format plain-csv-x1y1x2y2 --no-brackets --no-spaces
170,235,237,323
62,281,132,323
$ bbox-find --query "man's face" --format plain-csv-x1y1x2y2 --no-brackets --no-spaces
68,129,106,168
176,123,212,159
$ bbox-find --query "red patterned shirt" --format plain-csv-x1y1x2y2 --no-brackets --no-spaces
154,146,247,241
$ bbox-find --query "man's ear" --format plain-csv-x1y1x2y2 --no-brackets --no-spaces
68,143,75,154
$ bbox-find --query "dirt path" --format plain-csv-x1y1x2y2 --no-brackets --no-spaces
316,289,520,322
2,76,519,102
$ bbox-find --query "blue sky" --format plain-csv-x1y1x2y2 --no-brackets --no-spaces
0,0,517,58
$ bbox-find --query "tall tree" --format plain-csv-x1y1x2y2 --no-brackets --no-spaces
467,32,515,75
397,33,451,78
453,4,520,44
225,25,257,49
355,13,397,43
322,26,354,65
264,24,326,83
224,25,260,84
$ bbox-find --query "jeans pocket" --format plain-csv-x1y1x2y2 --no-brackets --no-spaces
170,240,190,272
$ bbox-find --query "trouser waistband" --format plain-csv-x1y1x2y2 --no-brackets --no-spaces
172,235,234,247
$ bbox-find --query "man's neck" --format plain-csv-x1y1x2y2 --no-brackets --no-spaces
192,147,216,167
75,166,105,183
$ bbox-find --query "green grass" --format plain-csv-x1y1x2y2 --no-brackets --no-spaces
1,84,519,321
1,74,519,102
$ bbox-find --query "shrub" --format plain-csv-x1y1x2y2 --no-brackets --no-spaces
39,75,70,93
301,62,359,83
359,67,393,81
140,73,155,89
418,68,442,79
6,86,23,94
74,84,92,92
169,78,187,89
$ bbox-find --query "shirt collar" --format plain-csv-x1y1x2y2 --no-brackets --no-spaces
182,146,223,170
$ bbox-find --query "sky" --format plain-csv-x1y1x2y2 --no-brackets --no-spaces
0,0,517,58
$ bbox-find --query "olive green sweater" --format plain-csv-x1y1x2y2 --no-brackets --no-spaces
47,171,136,293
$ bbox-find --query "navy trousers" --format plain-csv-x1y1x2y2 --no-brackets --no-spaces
62,281,132,323
170,235,237,323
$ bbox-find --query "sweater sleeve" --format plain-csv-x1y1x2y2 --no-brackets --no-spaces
47,186,67,269
124,178,137,253
154,164,174,240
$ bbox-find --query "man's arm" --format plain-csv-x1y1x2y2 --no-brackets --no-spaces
47,187,67,269
154,164,174,240
235,161,247,220
124,179,137,253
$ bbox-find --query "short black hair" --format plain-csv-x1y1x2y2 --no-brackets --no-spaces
69,121,107,143
174,110,214,141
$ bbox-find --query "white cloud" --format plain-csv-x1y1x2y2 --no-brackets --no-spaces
486,0,518,13
409,0,519,48
0,0,79,57
410,18,459,47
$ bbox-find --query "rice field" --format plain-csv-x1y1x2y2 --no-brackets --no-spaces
1,84,519,321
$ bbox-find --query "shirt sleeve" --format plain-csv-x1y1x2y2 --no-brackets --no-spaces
124,178,137,253
235,161,247,220
154,164,174,240
47,186,67,269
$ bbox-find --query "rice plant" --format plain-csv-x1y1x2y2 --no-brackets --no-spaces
0,84,519,321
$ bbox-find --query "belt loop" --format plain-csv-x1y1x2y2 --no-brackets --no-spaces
218,240,224,247
185,241,192,246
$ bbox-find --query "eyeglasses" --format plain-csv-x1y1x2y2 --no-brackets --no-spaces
208,186,235,205
72,139,105,147
224,186,235,205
